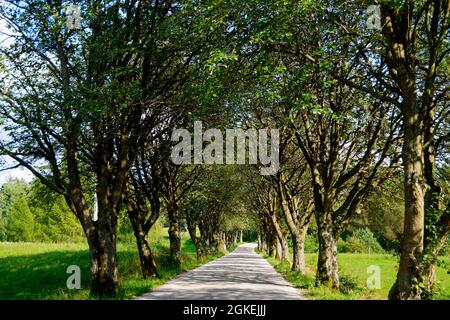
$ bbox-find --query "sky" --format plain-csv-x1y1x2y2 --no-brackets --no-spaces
0,11,34,186
0,127,34,186
0,163,34,186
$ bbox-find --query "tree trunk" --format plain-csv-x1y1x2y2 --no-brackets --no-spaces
292,226,307,274
187,220,204,260
269,213,290,263
88,224,118,297
422,198,450,296
240,230,243,243
168,206,181,265
275,236,282,260
280,234,290,263
134,229,158,278
257,234,262,251
381,6,426,300
276,174,310,270
316,216,339,288
389,94,424,300
218,232,227,251
267,237,274,257
422,256,437,298
125,187,161,279
68,188,119,297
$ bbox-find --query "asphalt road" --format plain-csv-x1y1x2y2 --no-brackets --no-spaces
136,243,306,300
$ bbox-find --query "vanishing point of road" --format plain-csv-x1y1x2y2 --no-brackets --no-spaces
136,243,306,300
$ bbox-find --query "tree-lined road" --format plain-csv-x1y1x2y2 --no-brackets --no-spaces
137,243,305,300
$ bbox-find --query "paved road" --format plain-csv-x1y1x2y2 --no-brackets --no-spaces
136,243,305,300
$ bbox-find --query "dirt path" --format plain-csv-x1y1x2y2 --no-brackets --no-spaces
136,243,305,300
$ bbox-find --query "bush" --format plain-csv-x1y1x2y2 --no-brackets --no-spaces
341,228,385,254
337,238,347,253
339,274,362,294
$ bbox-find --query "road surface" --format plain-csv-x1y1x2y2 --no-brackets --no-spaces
136,243,305,300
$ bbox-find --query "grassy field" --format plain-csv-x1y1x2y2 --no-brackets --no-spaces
266,253,450,300
0,229,228,300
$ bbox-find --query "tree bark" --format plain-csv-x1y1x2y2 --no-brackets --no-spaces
125,186,160,279
167,203,181,265
65,150,122,297
257,234,262,251
270,214,290,263
219,232,227,251
86,205,118,296
88,235,118,296
134,227,158,278
292,225,307,274
388,94,424,299
187,219,204,260
277,176,309,273
316,213,339,289
382,7,425,298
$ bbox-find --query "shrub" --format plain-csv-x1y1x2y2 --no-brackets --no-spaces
339,274,362,294
341,228,385,254
337,238,347,253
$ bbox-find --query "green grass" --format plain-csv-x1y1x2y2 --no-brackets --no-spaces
0,230,227,300
265,253,450,300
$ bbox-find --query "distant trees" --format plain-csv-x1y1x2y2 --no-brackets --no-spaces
183,166,248,257
0,180,29,241
0,179,84,242
5,196,34,242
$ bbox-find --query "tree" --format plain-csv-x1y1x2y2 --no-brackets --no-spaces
250,177,291,263
5,196,34,242
294,0,449,297
0,0,203,296
125,110,182,276
0,179,29,241
380,1,450,299
183,166,248,257
256,24,400,288
319,0,450,298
